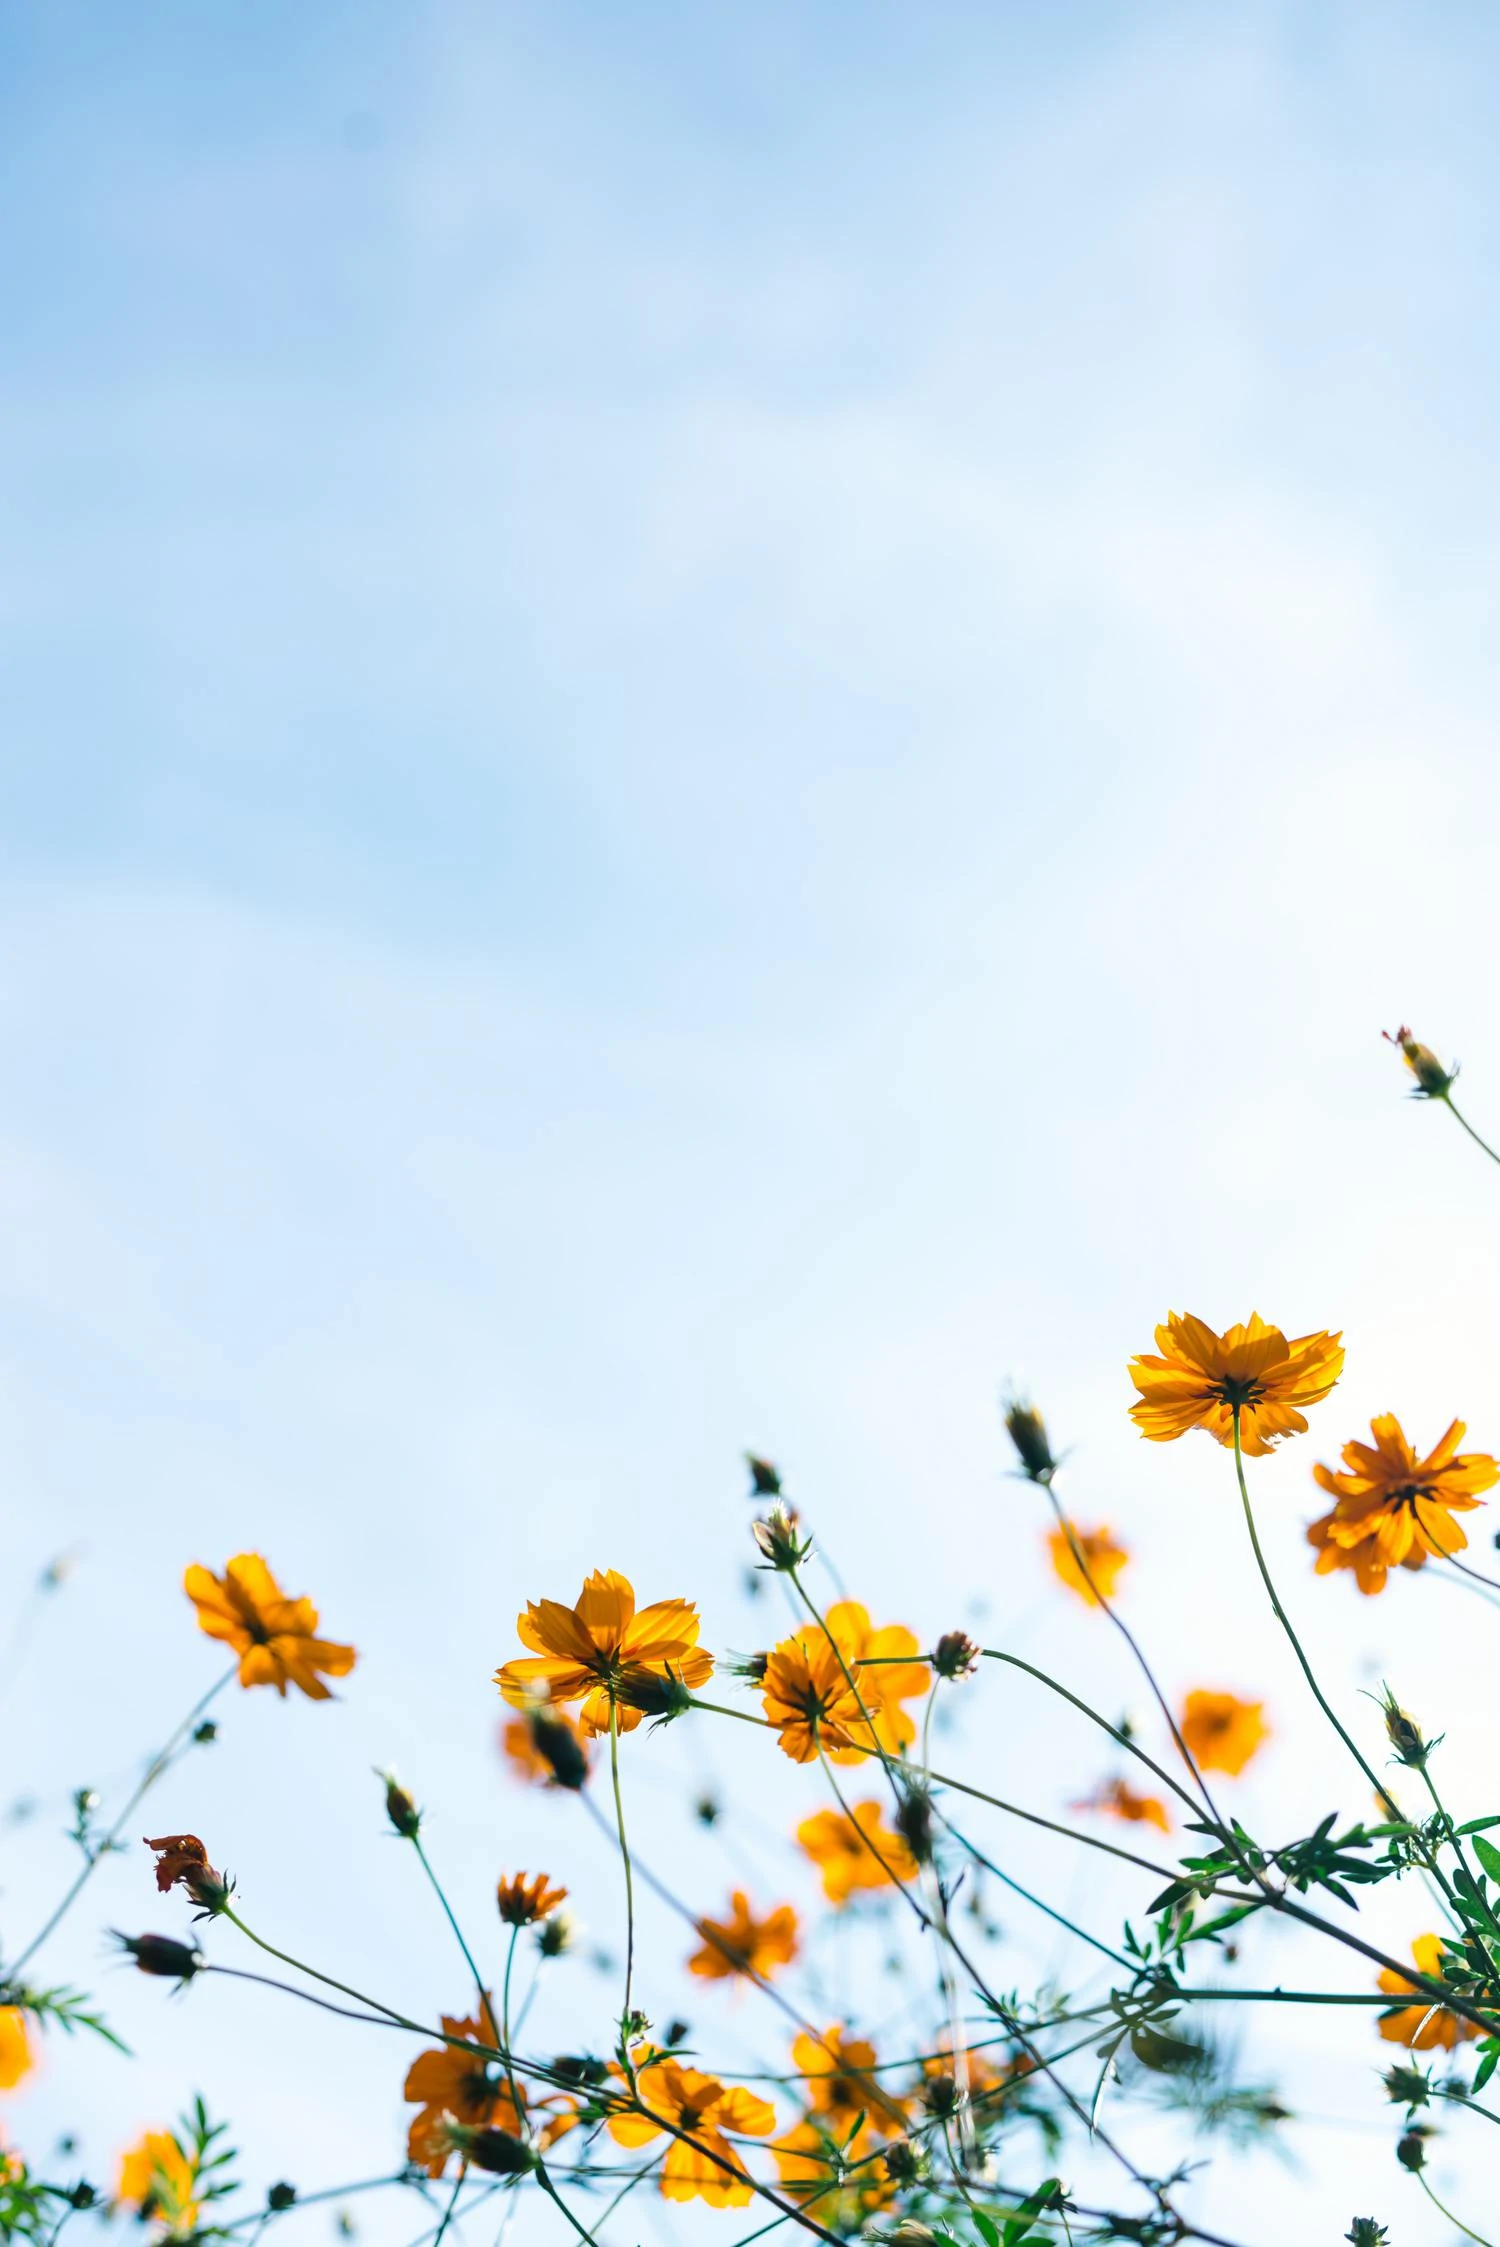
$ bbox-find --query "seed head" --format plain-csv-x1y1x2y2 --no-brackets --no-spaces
932,1630,980,1681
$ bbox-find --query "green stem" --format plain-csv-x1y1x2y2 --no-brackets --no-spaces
1444,1093,1500,1169
11,1665,236,1973
1231,1409,1385,1797
412,1836,493,2028
980,1647,1203,1817
500,1925,526,2126
607,1699,636,2051
1417,2167,1495,2246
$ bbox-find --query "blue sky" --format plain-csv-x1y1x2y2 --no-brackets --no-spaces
6,4,1500,2240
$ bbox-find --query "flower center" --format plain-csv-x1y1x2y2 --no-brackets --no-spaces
1216,1376,1265,1408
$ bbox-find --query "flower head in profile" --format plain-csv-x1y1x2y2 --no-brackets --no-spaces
497,1872,567,1928
1179,1690,1268,1776
403,2005,519,2178
0,2009,32,2091
142,1835,232,1918
1383,1027,1455,1100
760,1630,865,1763
796,1801,918,1904
184,1554,356,1700
495,1570,712,1737
1129,1312,1343,1456
1307,1416,1496,1596
500,1706,593,1790
1001,1395,1057,1484
1046,1524,1129,1606
1377,1935,1481,2051
607,2054,774,2205
1071,1776,1171,1834
688,1891,799,1983
116,2132,199,2236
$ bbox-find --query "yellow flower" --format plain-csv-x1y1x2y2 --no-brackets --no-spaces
825,1601,930,1757
1128,1313,1343,1456
1383,1026,1454,1099
760,1630,866,1763
0,2009,32,2091
1308,1416,1497,1595
1046,1524,1129,1606
497,1872,567,1927
607,2057,774,2205
796,1801,919,1903
771,2116,897,2220
116,2132,199,2235
495,1570,712,1737
789,2025,906,2137
1377,1935,1481,2051
688,1891,799,1982
1179,1690,1268,1776
183,1554,355,1699
403,2005,519,2178
1071,1776,1170,1834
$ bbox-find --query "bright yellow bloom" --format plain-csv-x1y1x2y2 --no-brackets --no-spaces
795,1801,919,1904
495,1570,712,1737
771,2116,897,2220
1071,1776,1171,1834
1377,1935,1481,2051
607,2056,775,2205
1307,1415,1496,1595
497,1872,567,1927
1128,1312,1343,1456
0,2009,32,2091
688,1891,799,1982
1179,1690,1268,1776
403,2005,519,2178
824,1601,929,1757
1047,1524,1129,1606
183,1554,355,1699
116,2132,199,2234
760,1630,866,1763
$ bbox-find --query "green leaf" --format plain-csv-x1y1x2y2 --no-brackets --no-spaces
1474,1836,1500,1885
1474,2039,1500,2095
1456,1818,1500,1837
973,2214,1001,2247
1002,2180,1063,2247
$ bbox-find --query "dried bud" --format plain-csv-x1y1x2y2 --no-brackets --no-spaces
440,2120,538,2176
1001,1394,1056,1484
880,2139,926,2187
142,1834,233,1918
498,1872,568,1927
377,1769,423,1839
528,1710,591,1792
746,1453,782,1498
111,1931,206,1982
932,1630,980,1681
615,1666,693,1724
751,1502,812,1572
1382,2063,1430,2110
535,1908,580,1958
267,2184,297,2212
1384,1026,1455,1099
895,1783,934,1867
922,2069,958,2119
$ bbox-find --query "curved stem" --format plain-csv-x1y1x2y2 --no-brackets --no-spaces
411,1836,494,2030
1417,2167,1494,2245
607,1700,636,2049
500,1924,526,2125
980,1648,1203,1817
1444,1094,1500,1169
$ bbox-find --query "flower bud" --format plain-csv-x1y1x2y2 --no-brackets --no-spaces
528,1711,590,1792
880,2139,926,2187
731,1652,769,1684
921,2069,958,2119
441,2120,537,2176
377,1769,423,1839
1001,1395,1056,1484
1344,2224,1389,2246
1396,2127,1431,2172
752,1502,812,1571
932,1630,980,1681
1384,1026,1455,1098
111,1931,206,1982
552,2054,609,2087
895,1783,934,1867
615,1667,693,1724
267,2184,297,2212
66,2184,97,2210
1382,2063,1429,2110
1378,1687,1437,1769
745,1454,782,1498
535,1909,580,1958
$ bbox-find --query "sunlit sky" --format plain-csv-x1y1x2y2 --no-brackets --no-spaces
7,4,1500,2241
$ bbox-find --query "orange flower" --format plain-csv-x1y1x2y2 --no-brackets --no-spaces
1071,1777,1170,1834
688,1891,799,1982
1179,1690,1268,1776
1046,1524,1129,1606
116,2131,199,2234
607,2056,774,2205
499,1709,592,1788
791,2025,905,2136
403,2006,519,2178
796,1801,918,1903
1377,1935,1481,2051
771,2116,897,2219
1129,1313,1343,1456
183,1554,355,1699
760,1631,865,1763
1307,1415,1497,1596
497,1872,567,1927
0,2009,32,2092
824,1602,929,1757
495,1570,712,1737
142,1835,229,1915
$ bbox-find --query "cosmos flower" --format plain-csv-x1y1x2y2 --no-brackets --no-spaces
116,2132,199,2236
495,1570,712,1737
1071,1776,1171,1834
606,2057,775,2205
1307,1416,1496,1595
1128,1314,1343,1456
1046,1524,1129,1606
0,2010,31,2092
183,1555,356,1700
1179,1690,1269,1776
497,1872,567,1927
760,1630,866,1762
688,1891,799,1982
825,1602,930,1757
796,1801,919,1903
403,2007,519,2178
1377,1936,1481,2051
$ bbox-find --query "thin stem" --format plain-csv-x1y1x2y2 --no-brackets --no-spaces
430,2167,466,2247
607,1699,636,2047
412,1836,493,2029
815,1743,929,1928
1417,2167,1495,2246
1231,1409,1385,1798
1444,1092,1500,1169
500,1925,526,2125
10,1665,236,1974
980,1648,1203,1818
